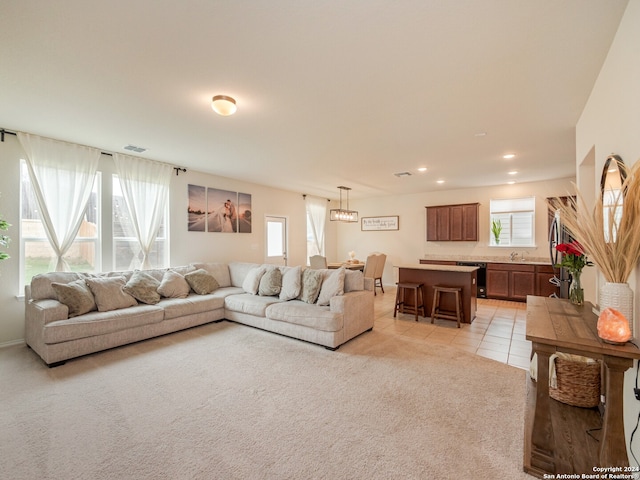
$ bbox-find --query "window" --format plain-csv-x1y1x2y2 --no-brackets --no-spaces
112,175,168,271
19,165,169,287
20,161,101,285
489,197,535,247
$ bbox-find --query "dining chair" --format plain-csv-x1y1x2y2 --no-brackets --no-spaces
373,253,386,295
363,254,379,294
309,255,327,269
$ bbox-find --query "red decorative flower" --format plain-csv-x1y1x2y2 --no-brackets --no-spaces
555,241,592,274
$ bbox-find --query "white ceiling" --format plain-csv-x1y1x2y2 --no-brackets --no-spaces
0,1,629,200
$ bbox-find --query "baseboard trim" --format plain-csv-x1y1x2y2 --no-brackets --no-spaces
0,338,25,349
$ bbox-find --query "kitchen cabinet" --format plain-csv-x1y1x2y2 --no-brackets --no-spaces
487,263,555,301
426,203,478,242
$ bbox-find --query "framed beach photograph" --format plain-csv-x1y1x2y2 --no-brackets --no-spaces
361,216,399,231
207,188,238,233
237,192,252,233
187,184,207,232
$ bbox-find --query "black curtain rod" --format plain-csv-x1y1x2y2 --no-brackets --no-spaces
1,128,189,175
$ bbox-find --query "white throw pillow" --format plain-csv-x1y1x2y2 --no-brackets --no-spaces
317,268,346,305
279,266,302,301
242,266,267,295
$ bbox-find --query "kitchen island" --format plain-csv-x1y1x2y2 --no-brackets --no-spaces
396,264,478,323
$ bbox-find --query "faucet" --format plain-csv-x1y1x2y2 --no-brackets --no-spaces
509,251,518,262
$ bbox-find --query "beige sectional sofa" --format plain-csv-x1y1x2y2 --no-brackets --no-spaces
24,261,375,366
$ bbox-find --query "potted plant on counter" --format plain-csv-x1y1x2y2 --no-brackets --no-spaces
491,218,502,245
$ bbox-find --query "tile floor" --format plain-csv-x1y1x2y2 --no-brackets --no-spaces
374,286,532,370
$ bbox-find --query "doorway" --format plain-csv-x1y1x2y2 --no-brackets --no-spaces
265,216,288,265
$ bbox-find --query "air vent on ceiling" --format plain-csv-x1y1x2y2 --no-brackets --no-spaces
394,171,412,178
123,144,147,153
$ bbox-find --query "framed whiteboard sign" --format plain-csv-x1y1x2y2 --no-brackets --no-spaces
361,216,399,231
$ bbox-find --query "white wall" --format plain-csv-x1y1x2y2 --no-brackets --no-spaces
575,0,640,465
0,134,308,345
333,178,575,286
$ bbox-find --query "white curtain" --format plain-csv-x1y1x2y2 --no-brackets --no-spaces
113,153,171,269
306,195,327,257
18,133,100,272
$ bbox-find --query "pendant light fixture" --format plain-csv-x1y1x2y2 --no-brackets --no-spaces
211,95,237,116
330,186,358,222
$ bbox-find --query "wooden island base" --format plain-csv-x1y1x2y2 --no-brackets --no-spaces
396,264,478,323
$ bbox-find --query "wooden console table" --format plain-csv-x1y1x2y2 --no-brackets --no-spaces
525,296,640,477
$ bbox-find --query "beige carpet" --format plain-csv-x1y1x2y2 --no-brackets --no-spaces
1,321,535,479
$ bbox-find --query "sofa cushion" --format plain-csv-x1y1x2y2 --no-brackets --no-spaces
344,269,365,292
191,262,231,287
157,270,191,298
317,268,345,306
123,271,161,305
298,268,323,304
224,293,284,317
266,301,343,332
85,276,138,312
51,279,97,318
31,272,85,301
228,262,261,288
279,266,302,301
43,304,164,344
242,266,267,295
184,269,220,295
160,293,226,320
259,266,282,296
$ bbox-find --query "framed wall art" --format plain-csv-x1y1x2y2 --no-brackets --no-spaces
361,216,399,231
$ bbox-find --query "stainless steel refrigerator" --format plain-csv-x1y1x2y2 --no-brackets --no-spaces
548,210,573,298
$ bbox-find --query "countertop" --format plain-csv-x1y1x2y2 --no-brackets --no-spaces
421,255,552,266
396,263,479,273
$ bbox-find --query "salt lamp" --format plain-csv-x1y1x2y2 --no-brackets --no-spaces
597,307,632,344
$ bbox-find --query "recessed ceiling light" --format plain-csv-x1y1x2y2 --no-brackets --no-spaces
508,171,518,175
503,154,516,159
507,181,516,185
474,132,487,137
436,180,445,184
417,167,427,172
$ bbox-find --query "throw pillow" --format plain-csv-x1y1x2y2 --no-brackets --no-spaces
51,279,97,318
242,266,267,295
279,265,302,301
123,271,161,305
258,266,282,296
157,270,191,298
298,268,324,304
317,268,346,306
184,269,220,295
344,270,365,292
85,276,138,312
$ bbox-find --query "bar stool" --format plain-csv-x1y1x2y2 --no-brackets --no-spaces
431,286,463,328
394,283,426,321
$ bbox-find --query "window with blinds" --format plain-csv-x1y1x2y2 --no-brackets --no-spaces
490,197,535,247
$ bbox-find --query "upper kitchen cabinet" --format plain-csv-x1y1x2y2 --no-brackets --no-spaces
426,203,479,242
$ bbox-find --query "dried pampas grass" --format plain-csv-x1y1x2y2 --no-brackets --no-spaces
551,160,640,284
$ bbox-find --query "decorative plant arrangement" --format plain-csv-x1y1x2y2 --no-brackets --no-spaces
491,219,502,245
552,160,640,336
554,241,593,305
552,161,640,285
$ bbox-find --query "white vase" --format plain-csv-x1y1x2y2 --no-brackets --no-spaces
599,282,634,336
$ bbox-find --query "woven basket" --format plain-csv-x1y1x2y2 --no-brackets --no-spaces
549,356,601,408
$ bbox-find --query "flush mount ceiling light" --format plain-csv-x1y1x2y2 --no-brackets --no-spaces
330,186,358,222
211,95,237,116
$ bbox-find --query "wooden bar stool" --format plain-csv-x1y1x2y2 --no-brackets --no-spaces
394,283,426,321
431,286,463,328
